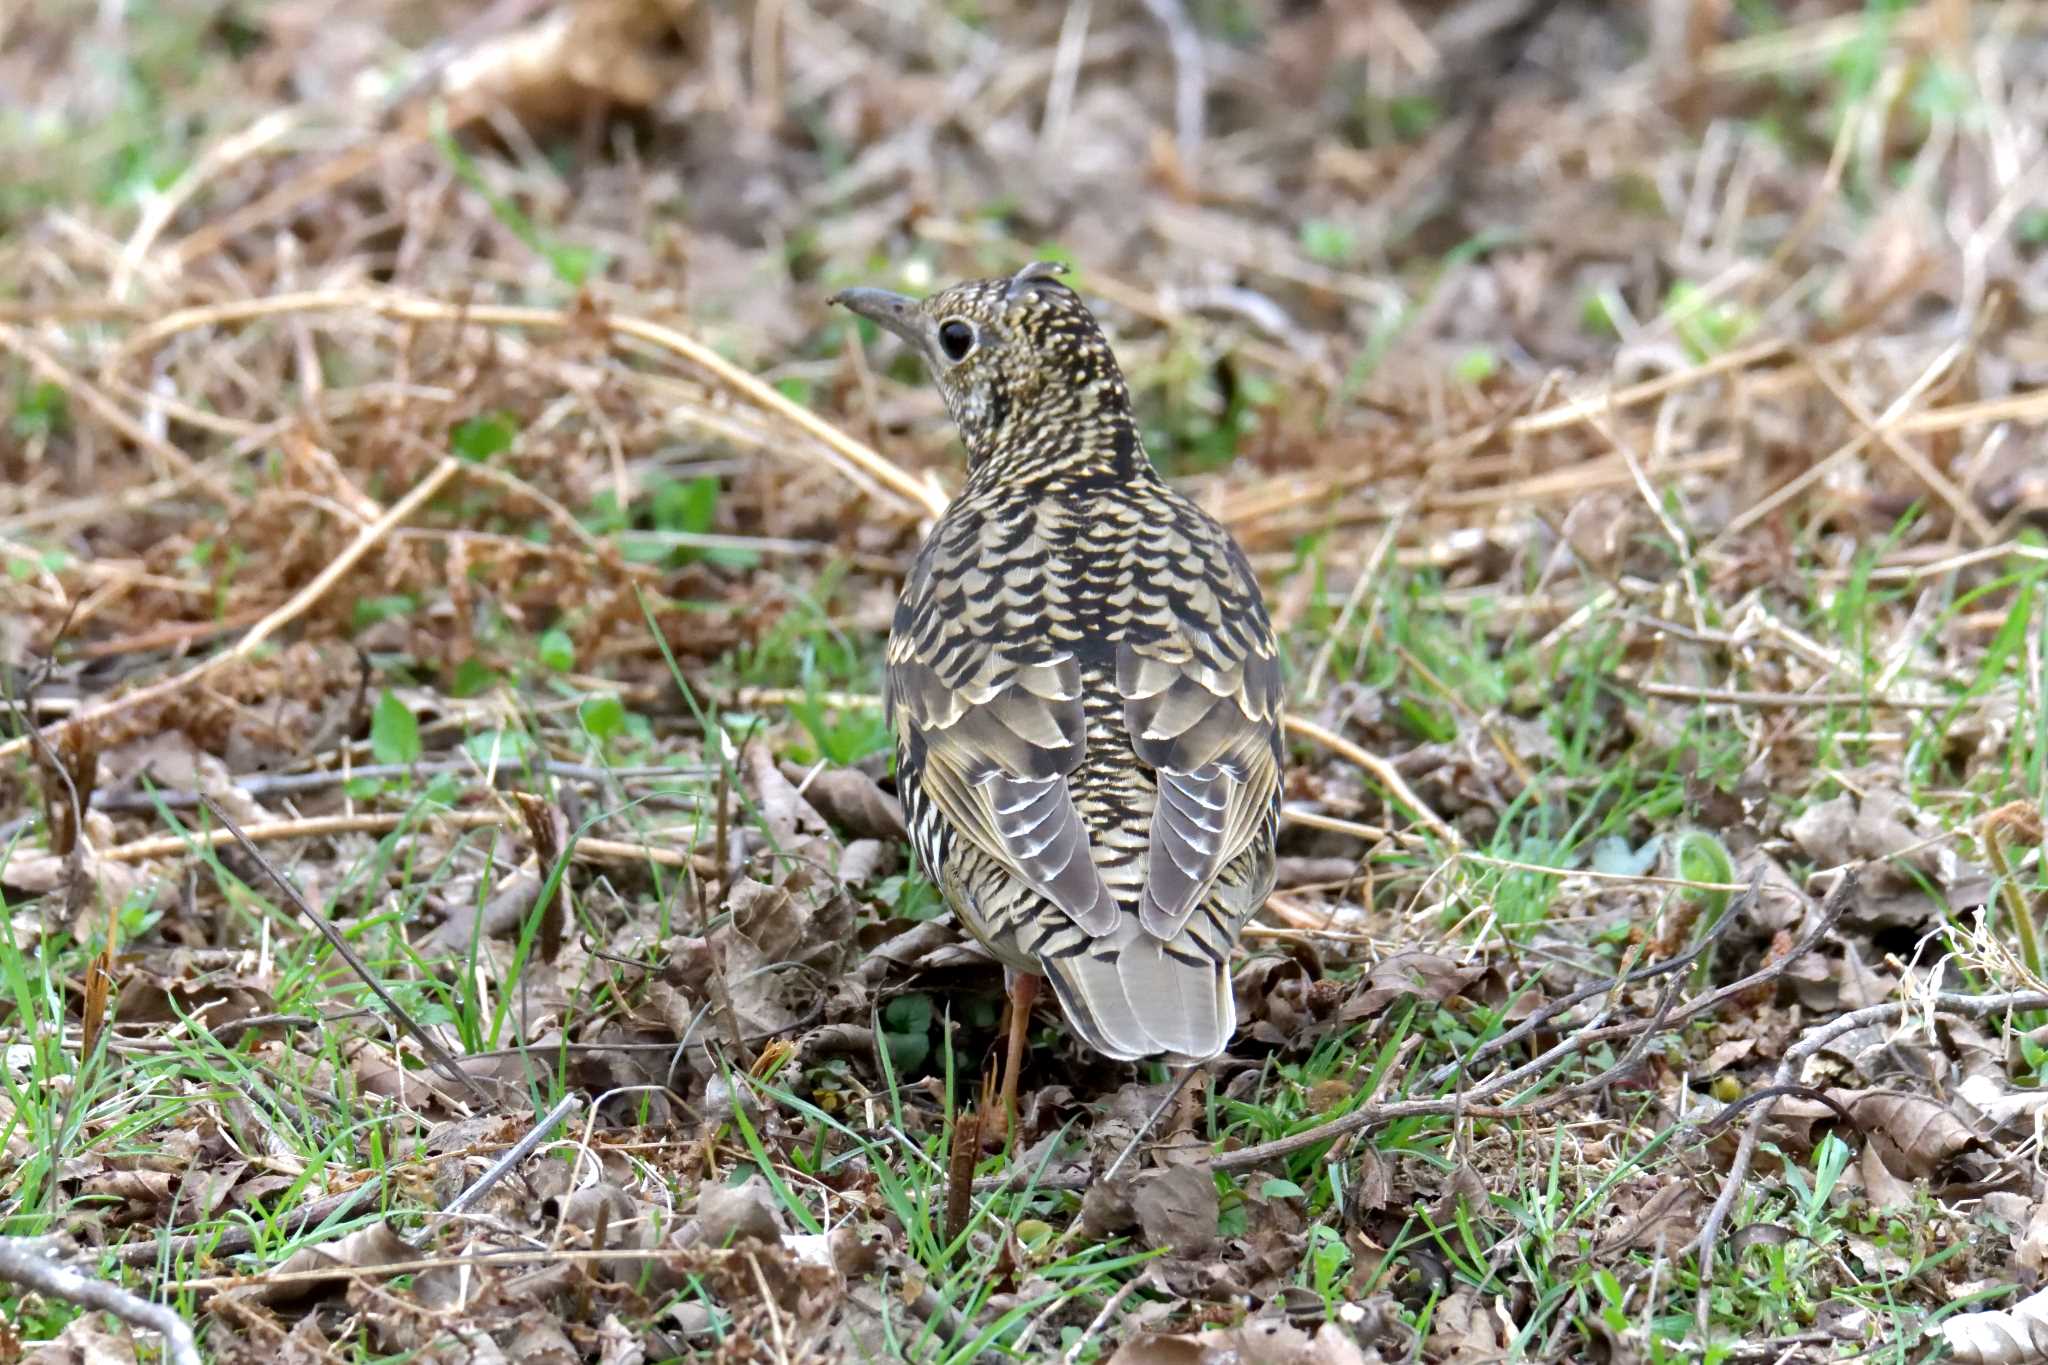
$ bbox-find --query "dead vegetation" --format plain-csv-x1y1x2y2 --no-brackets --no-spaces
2,0,2047,1361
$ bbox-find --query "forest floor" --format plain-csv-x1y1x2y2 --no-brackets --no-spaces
3,0,2047,1361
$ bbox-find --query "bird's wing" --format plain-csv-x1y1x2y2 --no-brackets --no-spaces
886,627,1121,938
1118,533,1283,941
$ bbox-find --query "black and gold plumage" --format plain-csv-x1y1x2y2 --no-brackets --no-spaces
834,263,1282,1099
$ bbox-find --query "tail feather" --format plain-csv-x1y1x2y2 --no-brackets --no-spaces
1039,923,1235,1062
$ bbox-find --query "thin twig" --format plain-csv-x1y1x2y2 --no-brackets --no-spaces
445,1094,582,1215
109,291,947,517
1062,1267,1156,1365
0,458,462,767
112,1179,387,1268
95,809,711,873
0,1236,203,1365
198,797,497,1107
1690,984,2048,1334
1135,0,1204,171
89,758,716,812
1283,715,1460,848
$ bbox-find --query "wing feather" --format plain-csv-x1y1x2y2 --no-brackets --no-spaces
1119,551,1284,941
888,647,1120,937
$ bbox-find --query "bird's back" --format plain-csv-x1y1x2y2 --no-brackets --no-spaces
888,462,1282,1060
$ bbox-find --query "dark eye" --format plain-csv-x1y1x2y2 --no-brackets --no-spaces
937,318,975,362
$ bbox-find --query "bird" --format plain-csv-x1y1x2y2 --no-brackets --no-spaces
831,261,1282,1133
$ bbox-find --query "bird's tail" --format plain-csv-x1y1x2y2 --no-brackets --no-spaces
1038,921,1235,1062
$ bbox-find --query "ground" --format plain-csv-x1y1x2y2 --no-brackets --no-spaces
1,0,2046,1361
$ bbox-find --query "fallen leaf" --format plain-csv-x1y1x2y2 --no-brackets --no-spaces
781,761,907,840
21,1315,140,1365
747,744,828,844
1933,1285,2048,1358
1340,951,1487,1022
1837,1089,1980,1178
1108,1320,1369,1364
689,1172,787,1248
233,1221,419,1307
1857,1143,1917,1211
1596,1177,1700,1253
1131,1165,1220,1257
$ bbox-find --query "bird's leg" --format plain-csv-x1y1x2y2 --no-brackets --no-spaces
986,969,1040,1144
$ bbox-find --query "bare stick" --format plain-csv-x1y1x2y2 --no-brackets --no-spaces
95,809,710,874
444,1094,582,1216
112,1180,386,1268
0,1236,202,1365
1061,1267,1156,1365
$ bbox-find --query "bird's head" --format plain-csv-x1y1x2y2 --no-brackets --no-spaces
831,262,1136,479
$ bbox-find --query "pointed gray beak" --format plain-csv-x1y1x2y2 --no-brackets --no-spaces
830,286,925,349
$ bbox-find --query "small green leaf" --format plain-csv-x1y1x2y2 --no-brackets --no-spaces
1676,830,1736,888
352,594,415,630
883,993,932,1036
465,729,533,766
536,628,576,672
370,690,421,766
451,413,518,462
1579,290,1622,337
579,695,627,741
1452,348,1498,384
1388,93,1442,140
547,244,598,286
654,477,721,535
450,657,499,698
1299,219,1357,267
12,380,68,437
1260,1178,1306,1200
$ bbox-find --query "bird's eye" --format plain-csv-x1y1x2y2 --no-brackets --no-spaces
937,319,975,362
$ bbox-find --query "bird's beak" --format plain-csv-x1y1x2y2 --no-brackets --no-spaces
829,286,925,349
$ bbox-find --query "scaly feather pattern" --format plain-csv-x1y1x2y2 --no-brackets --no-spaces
835,263,1282,1061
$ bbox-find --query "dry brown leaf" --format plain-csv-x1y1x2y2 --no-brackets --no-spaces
1700,1037,1756,1074
1339,951,1488,1022
1429,1163,1492,1227
438,0,698,125
2018,1200,2048,1283
234,1221,419,1307
1131,1164,1220,1257
1426,1287,1512,1357
1942,1284,2048,1363
746,744,828,845
1595,1178,1700,1254
1108,1320,1369,1365
780,761,907,840
687,1172,787,1248
836,837,895,887
1837,1089,1981,1178
21,1316,140,1365
502,1314,578,1364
